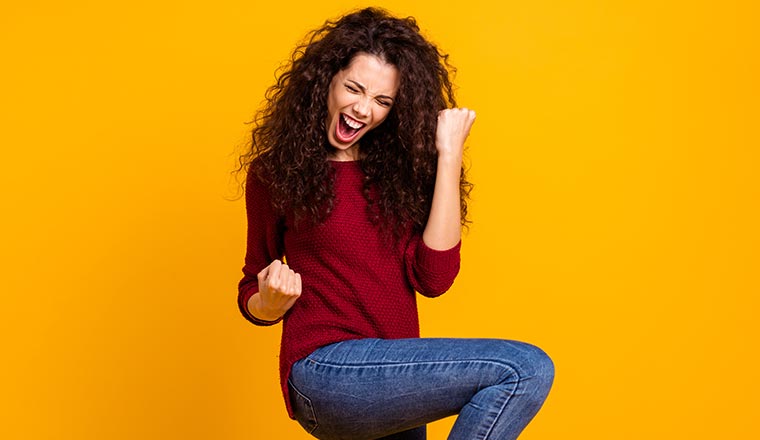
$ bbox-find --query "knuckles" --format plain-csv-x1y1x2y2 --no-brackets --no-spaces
438,108,477,124
259,259,302,299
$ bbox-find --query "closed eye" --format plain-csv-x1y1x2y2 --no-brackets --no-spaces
345,84,359,93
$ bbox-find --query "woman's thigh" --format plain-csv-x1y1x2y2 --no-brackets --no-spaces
288,337,552,440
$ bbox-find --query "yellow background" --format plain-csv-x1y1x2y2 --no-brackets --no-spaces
2,1,758,439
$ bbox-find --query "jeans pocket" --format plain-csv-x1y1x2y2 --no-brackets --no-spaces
288,379,319,434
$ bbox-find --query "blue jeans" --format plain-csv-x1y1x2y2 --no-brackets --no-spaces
288,338,554,440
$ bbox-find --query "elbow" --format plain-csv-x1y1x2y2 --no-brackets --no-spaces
414,270,459,298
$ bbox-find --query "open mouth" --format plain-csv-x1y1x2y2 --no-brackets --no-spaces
335,113,366,144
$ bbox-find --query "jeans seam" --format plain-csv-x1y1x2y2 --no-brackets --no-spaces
481,374,521,440
305,357,521,372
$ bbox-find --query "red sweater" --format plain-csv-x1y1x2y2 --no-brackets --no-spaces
237,160,461,418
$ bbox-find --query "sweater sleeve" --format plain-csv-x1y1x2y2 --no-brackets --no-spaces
237,169,286,326
404,233,461,298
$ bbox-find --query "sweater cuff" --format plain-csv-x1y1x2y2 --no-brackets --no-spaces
249,313,284,326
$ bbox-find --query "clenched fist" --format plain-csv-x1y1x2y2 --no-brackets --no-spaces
435,108,476,160
249,259,302,321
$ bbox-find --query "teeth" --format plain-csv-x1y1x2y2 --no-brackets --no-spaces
342,114,365,129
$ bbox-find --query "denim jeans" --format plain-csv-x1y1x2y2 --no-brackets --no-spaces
288,338,554,440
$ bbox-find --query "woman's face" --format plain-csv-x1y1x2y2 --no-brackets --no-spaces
325,53,399,158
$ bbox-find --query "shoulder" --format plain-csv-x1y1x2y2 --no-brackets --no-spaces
245,158,275,204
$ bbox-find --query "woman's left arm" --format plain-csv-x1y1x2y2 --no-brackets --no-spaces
422,108,476,250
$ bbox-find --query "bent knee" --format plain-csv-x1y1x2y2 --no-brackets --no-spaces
493,339,555,386
525,342,554,381
519,342,554,400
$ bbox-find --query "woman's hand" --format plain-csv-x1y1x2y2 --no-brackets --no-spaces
435,108,476,161
249,259,302,321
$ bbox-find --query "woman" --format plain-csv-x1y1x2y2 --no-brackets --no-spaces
237,7,554,440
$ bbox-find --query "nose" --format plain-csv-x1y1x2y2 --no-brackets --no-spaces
352,97,371,119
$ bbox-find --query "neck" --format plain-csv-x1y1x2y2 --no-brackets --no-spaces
329,145,360,161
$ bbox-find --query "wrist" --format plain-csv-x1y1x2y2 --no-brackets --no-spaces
436,151,462,167
248,293,283,322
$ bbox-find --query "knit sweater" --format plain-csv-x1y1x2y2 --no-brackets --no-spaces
237,160,461,419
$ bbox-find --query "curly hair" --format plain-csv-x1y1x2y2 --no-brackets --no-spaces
236,7,472,237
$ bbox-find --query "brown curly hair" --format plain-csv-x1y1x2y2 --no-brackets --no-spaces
236,7,472,237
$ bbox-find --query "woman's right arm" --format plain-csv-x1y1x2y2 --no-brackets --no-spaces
237,170,301,325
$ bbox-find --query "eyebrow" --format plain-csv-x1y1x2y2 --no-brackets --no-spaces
347,79,395,102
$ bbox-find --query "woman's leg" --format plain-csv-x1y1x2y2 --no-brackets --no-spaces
288,338,554,440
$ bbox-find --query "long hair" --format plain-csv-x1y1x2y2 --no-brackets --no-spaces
236,7,472,237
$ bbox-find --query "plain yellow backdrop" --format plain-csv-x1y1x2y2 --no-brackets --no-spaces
2,1,758,439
